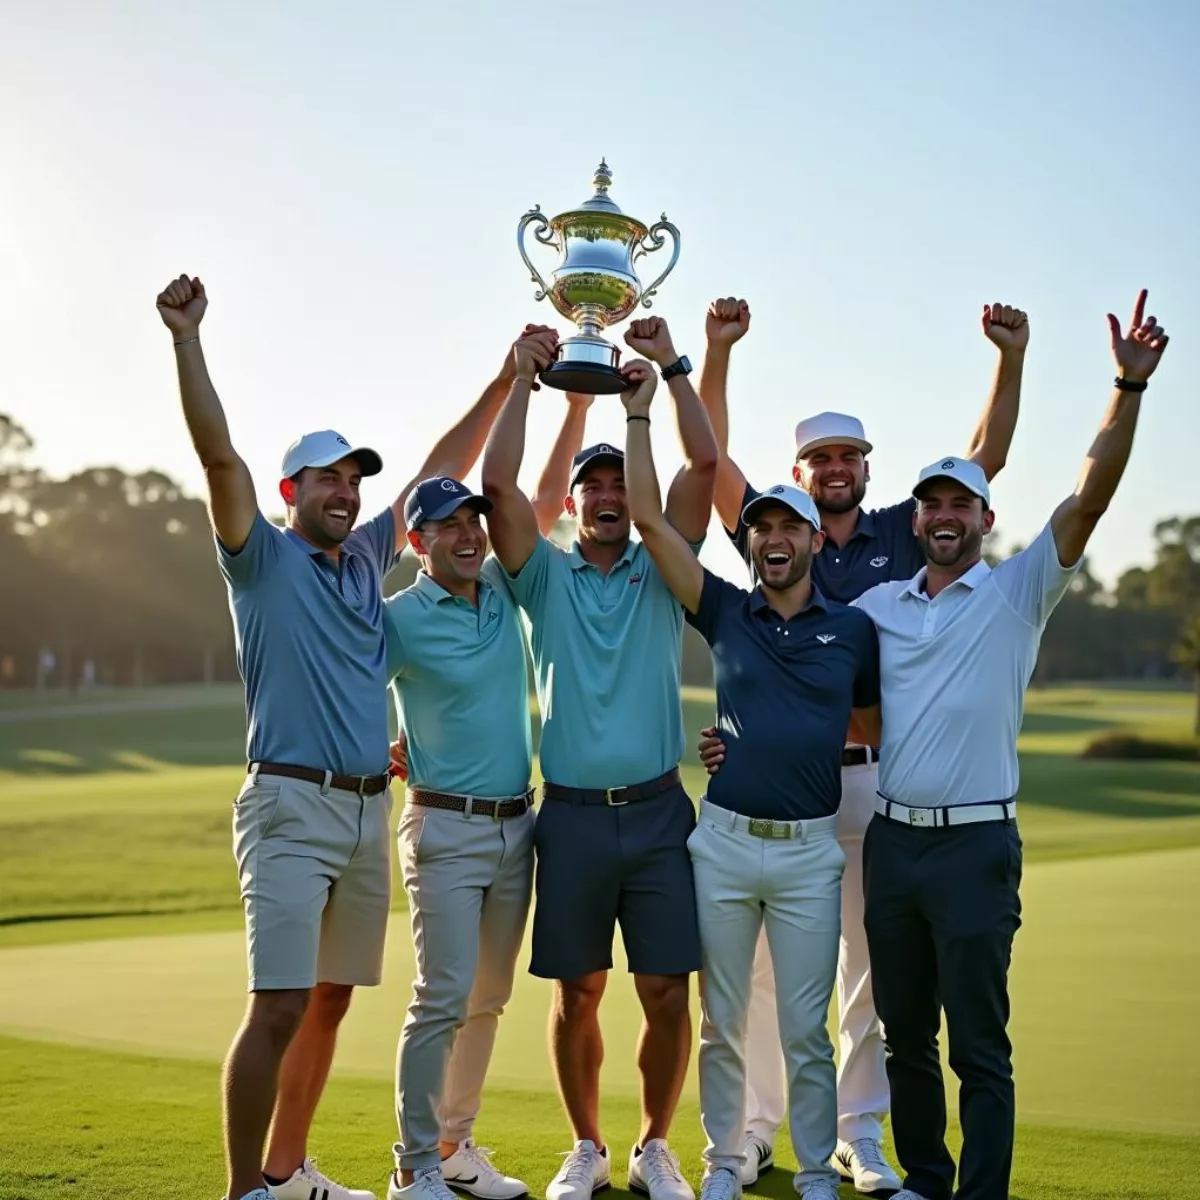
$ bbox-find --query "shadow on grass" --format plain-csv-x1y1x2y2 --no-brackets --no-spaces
1018,754,1200,819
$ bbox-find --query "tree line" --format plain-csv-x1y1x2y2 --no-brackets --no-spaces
1,413,1196,728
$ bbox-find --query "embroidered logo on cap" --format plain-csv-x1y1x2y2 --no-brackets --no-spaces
440,479,458,491
941,459,956,470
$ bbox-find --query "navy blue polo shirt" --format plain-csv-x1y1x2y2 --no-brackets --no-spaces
216,508,398,776
730,481,925,603
686,569,881,820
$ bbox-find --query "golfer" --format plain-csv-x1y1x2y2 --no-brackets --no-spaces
850,291,1168,1200
696,294,1028,1194
157,273,546,1200
481,318,712,1200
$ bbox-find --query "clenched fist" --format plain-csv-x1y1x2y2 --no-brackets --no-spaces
624,316,677,366
982,302,1029,353
512,328,559,382
706,297,751,346
620,359,657,416
156,274,207,338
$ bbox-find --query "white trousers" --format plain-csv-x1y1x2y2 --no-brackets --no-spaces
691,800,844,1187
743,761,890,1145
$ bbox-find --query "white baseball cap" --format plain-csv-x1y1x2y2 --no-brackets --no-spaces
794,411,873,458
280,430,383,480
912,456,991,507
740,483,821,532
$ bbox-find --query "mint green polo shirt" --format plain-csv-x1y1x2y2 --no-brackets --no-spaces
504,535,688,789
383,557,532,797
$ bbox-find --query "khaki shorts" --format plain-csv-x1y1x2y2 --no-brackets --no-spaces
232,770,394,992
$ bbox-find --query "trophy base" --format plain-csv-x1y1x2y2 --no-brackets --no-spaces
538,360,627,395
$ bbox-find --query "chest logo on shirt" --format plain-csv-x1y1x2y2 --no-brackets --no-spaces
628,574,642,584
816,633,837,644
870,556,889,568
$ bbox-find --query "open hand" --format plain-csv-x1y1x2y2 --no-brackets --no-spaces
982,302,1029,352
1108,289,1169,384
706,297,751,346
624,316,677,366
156,274,207,338
619,359,657,415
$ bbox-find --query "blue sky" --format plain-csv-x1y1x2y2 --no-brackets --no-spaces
2,0,1196,586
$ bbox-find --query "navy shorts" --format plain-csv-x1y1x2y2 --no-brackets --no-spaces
529,781,702,980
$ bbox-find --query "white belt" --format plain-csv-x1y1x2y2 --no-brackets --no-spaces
875,794,1016,828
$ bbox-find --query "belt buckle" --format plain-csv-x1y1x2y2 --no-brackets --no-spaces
748,818,791,839
605,788,628,807
907,807,934,828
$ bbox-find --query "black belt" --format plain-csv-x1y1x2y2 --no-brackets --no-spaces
251,761,390,797
842,746,880,767
542,767,681,807
408,788,534,819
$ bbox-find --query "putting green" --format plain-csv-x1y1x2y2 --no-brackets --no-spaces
2,847,1196,1136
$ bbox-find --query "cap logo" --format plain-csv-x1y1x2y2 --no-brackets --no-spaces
336,436,350,448
598,444,616,455
941,459,956,470
440,479,457,491
767,485,786,495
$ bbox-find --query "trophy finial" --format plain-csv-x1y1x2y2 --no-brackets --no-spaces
593,159,612,195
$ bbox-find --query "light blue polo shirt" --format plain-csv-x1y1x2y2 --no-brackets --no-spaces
216,508,398,776
504,535,688,789
383,558,532,797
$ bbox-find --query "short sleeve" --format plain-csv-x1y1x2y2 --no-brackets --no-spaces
685,568,746,644
851,613,881,708
502,535,554,619
382,598,410,681
344,508,399,578
215,510,280,587
991,521,1082,626
724,480,758,566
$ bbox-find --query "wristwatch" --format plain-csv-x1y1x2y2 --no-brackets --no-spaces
661,355,692,381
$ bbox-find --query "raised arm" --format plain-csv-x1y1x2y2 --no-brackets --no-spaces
622,359,705,613
480,329,559,573
624,317,719,542
156,275,258,552
966,302,1029,481
531,392,593,536
1051,289,1170,567
386,323,557,552
698,296,753,532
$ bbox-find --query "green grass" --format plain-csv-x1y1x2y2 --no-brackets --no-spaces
0,684,1197,1199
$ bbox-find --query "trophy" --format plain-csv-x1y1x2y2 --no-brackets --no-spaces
517,160,680,394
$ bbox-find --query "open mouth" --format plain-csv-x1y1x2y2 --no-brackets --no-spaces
931,525,962,548
596,509,621,525
453,547,480,560
764,551,791,567
326,507,351,526
823,479,851,491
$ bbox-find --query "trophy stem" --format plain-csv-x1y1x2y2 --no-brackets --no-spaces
575,304,606,340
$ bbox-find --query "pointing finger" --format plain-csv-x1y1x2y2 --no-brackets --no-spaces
1130,288,1148,330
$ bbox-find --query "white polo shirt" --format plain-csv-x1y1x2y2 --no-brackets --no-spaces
852,521,1080,808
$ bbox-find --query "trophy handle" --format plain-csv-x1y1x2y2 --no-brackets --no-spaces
517,205,558,302
633,214,681,309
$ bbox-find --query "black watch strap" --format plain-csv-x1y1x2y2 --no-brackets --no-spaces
661,355,692,381
1114,376,1148,393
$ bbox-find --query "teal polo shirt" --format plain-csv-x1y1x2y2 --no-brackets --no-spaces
383,557,532,797
504,535,688,789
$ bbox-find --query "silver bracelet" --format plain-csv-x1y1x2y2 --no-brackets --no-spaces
173,336,199,346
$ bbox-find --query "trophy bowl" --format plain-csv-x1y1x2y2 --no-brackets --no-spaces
517,160,680,394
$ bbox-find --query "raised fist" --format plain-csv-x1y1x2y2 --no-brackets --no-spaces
981,302,1029,352
619,358,657,415
624,316,677,366
1107,288,1169,384
156,274,207,338
706,297,751,346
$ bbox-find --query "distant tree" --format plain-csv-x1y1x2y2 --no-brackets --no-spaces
1172,616,1200,735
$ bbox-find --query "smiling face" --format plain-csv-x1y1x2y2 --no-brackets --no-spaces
792,444,869,515
913,480,995,570
284,455,363,549
565,464,629,546
748,504,826,591
408,503,488,588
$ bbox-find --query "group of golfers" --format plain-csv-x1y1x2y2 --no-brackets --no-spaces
156,273,1170,1200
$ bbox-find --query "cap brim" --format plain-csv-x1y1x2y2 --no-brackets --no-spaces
570,453,624,489
741,496,819,530
423,494,494,524
795,434,873,458
299,445,384,477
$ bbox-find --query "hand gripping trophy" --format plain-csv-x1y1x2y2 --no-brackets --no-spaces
517,160,680,394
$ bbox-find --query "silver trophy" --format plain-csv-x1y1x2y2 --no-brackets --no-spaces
517,160,680,394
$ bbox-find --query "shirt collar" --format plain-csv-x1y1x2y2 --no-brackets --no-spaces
749,584,829,618
902,557,992,599
413,570,491,604
568,539,635,572
850,508,878,540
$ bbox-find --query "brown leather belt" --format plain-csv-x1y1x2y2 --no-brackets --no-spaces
542,767,680,807
251,761,390,797
408,788,534,819
842,746,881,767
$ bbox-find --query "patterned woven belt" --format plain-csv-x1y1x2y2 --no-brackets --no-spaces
408,788,534,819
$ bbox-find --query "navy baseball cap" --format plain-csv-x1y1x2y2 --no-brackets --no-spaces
569,442,625,490
403,476,493,531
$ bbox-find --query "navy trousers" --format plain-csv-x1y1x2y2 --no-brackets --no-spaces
863,812,1023,1200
